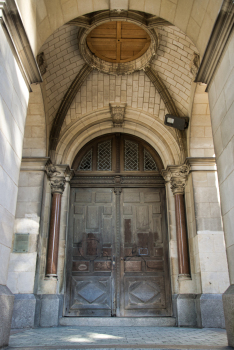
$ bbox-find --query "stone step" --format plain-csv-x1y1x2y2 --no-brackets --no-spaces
59,317,176,327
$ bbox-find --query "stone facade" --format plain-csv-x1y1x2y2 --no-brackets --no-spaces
0,0,234,348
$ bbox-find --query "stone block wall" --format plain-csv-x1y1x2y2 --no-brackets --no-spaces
189,84,214,157
208,30,234,285
23,85,47,157
0,24,29,347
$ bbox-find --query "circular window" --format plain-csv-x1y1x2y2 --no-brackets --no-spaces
86,21,151,63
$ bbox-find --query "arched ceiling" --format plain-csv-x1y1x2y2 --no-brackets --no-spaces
16,0,222,58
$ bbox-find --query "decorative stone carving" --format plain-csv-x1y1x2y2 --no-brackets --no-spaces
46,164,71,195
110,103,126,127
190,52,200,78
114,188,122,195
161,164,190,195
37,52,47,75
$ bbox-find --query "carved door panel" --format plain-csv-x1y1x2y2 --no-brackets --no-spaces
119,188,171,316
65,188,116,316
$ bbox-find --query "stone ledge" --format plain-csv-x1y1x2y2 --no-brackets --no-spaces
59,317,176,327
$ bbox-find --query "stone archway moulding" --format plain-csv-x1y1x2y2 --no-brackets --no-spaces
54,108,181,168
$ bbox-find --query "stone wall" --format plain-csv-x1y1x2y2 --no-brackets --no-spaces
23,85,47,157
189,84,214,157
0,24,29,347
208,30,234,285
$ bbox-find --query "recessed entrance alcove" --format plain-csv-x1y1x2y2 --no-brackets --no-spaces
64,134,172,318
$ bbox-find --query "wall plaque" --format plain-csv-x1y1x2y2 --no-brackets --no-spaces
13,234,29,253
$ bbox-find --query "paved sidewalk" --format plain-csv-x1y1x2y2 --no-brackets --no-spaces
7,326,232,350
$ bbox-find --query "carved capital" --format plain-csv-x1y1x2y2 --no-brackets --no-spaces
46,164,71,194
161,164,190,195
110,103,126,127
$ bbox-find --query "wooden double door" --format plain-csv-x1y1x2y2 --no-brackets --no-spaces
65,187,171,317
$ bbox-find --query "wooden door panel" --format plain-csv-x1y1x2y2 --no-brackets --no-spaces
65,188,115,317
124,277,165,308
70,276,112,316
66,187,171,317
120,188,171,317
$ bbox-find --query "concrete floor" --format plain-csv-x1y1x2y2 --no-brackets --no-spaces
7,326,233,350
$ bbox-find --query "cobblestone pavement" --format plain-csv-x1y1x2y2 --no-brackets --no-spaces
7,326,232,350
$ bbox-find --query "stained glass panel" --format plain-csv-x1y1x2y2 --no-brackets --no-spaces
144,149,157,171
78,149,92,171
98,140,112,171
125,140,139,171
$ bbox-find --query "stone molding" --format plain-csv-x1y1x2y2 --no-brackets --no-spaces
49,63,93,152
110,103,126,127
0,0,42,91
75,10,159,75
46,164,72,195
71,175,165,187
161,164,190,195
20,157,50,172
195,0,234,90
185,157,217,172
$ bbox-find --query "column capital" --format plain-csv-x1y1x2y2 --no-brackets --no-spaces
161,164,190,195
46,164,73,194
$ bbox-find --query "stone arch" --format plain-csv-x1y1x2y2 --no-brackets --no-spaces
55,108,181,167
49,64,182,155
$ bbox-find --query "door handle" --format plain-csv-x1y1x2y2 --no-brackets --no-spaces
112,255,115,266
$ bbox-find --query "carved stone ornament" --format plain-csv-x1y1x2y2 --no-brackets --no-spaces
46,164,70,195
161,164,190,195
37,52,47,76
110,103,126,127
190,52,200,78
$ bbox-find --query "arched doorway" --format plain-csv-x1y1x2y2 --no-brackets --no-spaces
65,134,172,317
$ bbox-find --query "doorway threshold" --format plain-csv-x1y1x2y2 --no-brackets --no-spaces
59,317,176,327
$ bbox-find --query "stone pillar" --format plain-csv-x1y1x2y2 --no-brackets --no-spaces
46,165,68,277
162,165,190,278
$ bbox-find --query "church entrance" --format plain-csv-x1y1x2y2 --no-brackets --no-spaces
64,134,172,317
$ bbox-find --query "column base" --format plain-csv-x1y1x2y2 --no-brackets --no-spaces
11,294,41,329
178,274,191,281
172,294,197,327
223,285,234,347
0,285,14,348
196,294,225,328
40,294,63,327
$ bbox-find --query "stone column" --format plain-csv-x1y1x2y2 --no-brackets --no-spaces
46,165,68,277
162,165,190,278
